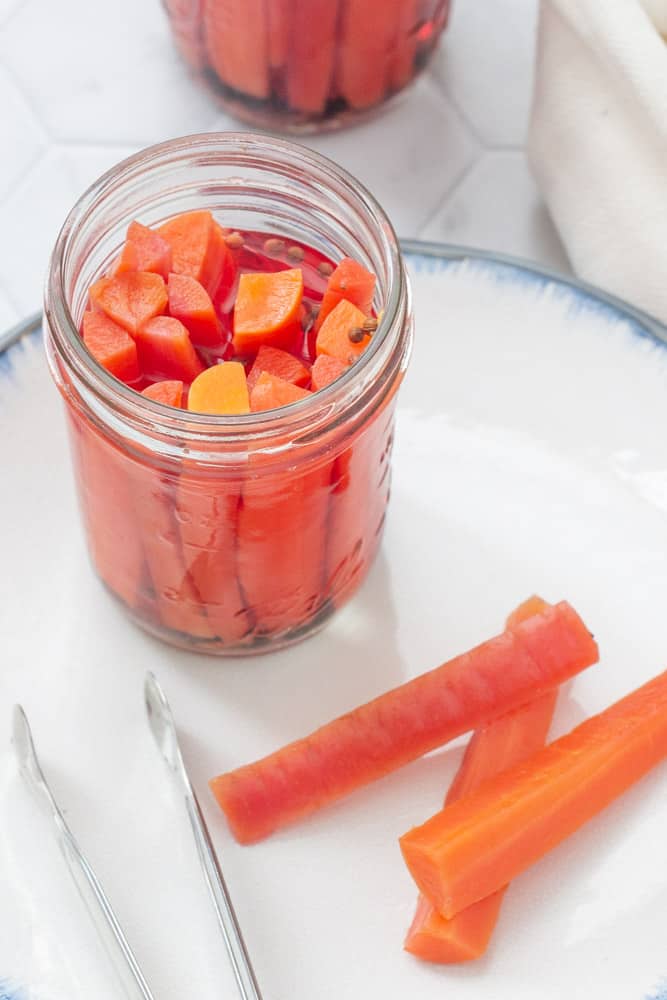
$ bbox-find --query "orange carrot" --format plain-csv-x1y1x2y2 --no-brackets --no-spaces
188,362,250,415
141,380,184,408
311,354,347,391
203,0,270,99
114,221,173,280
167,273,223,347
210,601,598,843
267,0,290,69
390,0,420,90
82,312,140,384
314,257,376,332
316,299,371,364
135,316,204,384
233,268,303,355
405,597,558,964
250,372,312,412
247,344,310,393
158,210,233,300
89,271,167,337
337,0,402,109
286,0,339,113
400,670,667,920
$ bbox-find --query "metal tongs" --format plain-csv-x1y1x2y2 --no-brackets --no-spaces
12,683,262,1000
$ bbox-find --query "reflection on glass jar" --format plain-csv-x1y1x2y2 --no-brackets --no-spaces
164,0,451,132
45,134,413,655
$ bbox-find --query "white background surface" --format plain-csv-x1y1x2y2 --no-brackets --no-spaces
0,0,569,332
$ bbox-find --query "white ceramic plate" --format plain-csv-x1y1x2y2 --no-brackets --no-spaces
1,244,666,1000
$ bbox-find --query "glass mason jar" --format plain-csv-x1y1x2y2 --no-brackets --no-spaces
44,133,413,655
163,1,451,132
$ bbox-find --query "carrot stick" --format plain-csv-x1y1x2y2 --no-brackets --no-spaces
203,0,270,99
337,0,402,109
390,0,420,91
210,601,598,843
404,597,558,964
267,0,290,69
400,670,667,920
286,0,339,114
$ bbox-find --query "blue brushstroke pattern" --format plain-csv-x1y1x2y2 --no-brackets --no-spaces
646,979,667,1000
0,982,25,1000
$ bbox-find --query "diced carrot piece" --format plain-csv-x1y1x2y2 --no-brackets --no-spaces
89,271,168,337
338,0,401,109
210,601,598,843
233,268,304,355
247,345,310,393
286,0,339,113
250,372,312,412
316,299,370,364
135,316,204,383
267,0,290,68
203,0,270,98
405,597,558,964
114,221,173,280
158,211,234,300
311,354,346,391
168,273,223,347
390,0,420,90
400,670,667,920
314,257,376,332
188,362,250,415
141,380,184,408
82,311,140,384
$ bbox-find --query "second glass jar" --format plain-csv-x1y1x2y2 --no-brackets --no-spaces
164,0,451,132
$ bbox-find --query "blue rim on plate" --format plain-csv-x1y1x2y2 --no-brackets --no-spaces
3,240,667,355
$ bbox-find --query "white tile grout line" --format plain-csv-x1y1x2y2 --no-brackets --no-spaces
0,0,24,32
0,54,53,144
426,63,526,154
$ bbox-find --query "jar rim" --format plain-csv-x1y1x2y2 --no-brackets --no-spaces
44,132,411,446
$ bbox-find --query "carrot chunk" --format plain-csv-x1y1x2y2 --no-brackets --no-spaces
114,221,173,280
89,271,167,337
210,601,598,843
400,670,667,920
135,316,204,383
82,311,140,384
158,210,234,300
141,380,184,408
250,371,312,412
233,268,303,355
311,355,347,391
315,257,376,332
168,273,223,347
203,0,270,99
404,597,558,964
188,362,250,415
247,345,311,393
316,299,371,364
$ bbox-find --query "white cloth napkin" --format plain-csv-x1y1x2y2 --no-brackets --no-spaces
527,0,667,324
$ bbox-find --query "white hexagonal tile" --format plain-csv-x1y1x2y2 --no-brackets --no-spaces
306,75,479,238
0,283,19,331
419,150,571,272
0,0,217,144
0,65,47,201
431,0,539,148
